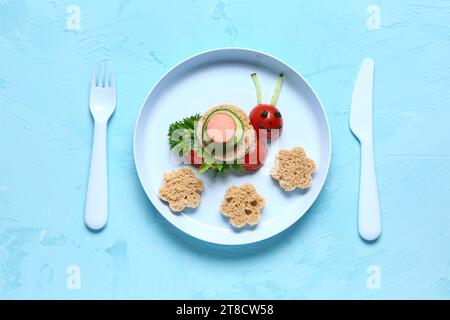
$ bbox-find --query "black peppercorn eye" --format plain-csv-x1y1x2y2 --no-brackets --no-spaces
275,111,282,118
261,111,269,118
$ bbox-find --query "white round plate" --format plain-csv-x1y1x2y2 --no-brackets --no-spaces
134,48,331,245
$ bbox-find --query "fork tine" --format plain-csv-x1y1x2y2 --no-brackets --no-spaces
109,63,115,90
90,67,97,89
103,63,107,88
103,62,108,88
101,63,107,88
97,64,102,88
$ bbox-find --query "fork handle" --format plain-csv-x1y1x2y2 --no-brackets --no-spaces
85,121,108,230
358,139,381,241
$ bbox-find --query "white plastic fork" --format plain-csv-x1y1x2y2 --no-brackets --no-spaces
85,63,116,230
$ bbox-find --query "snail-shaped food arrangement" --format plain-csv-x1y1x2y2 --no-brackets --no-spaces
160,72,316,229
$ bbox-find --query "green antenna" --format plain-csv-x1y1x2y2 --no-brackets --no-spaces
251,73,262,105
270,74,284,105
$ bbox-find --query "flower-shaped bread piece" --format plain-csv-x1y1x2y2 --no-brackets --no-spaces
220,183,265,228
270,147,316,191
159,167,204,212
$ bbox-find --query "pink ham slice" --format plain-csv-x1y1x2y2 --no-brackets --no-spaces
206,112,236,143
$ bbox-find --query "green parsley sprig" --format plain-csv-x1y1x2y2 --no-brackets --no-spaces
167,113,243,174
168,114,201,156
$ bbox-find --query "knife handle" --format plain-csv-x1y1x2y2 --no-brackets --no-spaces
358,139,381,241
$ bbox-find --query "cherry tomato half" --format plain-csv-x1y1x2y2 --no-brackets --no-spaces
185,149,203,168
243,138,268,172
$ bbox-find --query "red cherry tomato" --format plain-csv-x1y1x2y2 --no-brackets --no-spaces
243,138,268,172
249,104,283,140
185,150,203,168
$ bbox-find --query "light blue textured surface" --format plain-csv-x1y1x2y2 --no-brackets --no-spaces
1,0,449,299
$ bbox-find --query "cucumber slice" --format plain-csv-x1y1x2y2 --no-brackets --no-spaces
271,74,284,105
251,73,262,105
202,109,244,147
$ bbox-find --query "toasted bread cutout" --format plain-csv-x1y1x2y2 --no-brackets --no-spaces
159,167,204,212
220,183,265,228
271,147,316,191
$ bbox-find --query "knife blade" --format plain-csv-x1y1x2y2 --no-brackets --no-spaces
349,58,381,241
350,58,374,140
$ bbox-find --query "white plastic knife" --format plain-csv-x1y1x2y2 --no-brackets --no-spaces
349,58,381,241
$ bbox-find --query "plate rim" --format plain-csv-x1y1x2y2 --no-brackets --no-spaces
133,47,332,245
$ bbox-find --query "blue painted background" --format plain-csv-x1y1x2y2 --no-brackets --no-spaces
1,0,449,299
